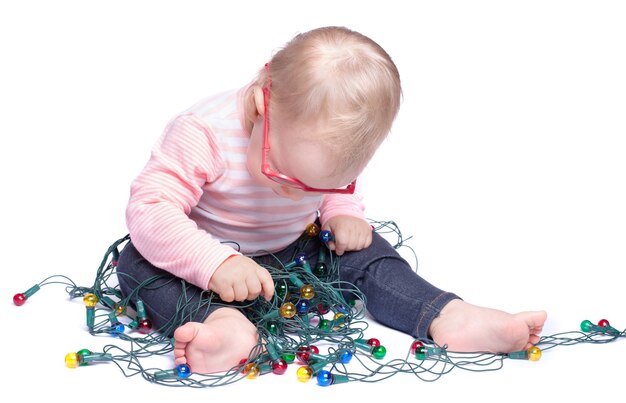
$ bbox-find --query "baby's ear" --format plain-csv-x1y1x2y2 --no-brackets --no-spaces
252,86,265,117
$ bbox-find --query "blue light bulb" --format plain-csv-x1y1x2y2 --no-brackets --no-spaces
317,370,333,386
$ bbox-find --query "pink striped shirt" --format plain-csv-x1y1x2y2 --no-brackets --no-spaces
126,86,365,290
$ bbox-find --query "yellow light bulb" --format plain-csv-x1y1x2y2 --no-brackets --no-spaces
305,223,320,237
279,302,297,319
300,285,316,300
527,346,542,361
114,303,126,316
83,293,99,308
333,312,346,329
65,352,80,368
296,366,313,382
245,364,260,380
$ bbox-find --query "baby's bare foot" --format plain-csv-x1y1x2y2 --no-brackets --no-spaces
173,307,258,374
428,299,547,353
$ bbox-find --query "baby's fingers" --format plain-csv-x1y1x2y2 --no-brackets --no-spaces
331,238,348,256
245,275,263,300
256,266,275,301
217,286,235,303
233,281,250,301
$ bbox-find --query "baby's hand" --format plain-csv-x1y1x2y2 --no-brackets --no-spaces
208,255,275,302
323,215,373,256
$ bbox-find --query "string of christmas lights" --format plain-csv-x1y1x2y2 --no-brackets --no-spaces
12,221,625,387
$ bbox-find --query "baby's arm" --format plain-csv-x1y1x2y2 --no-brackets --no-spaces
127,114,240,291
319,182,372,255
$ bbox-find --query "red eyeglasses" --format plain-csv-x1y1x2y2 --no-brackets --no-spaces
260,65,357,194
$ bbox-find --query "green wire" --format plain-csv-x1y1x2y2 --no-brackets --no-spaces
20,222,626,387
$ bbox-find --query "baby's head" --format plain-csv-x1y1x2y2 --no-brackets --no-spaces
247,26,401,198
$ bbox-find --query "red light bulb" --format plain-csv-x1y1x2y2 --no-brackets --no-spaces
138,319,152,334
296,346,311,363
316,303,330,314
367,338,381,347
597,318,620,335
13,284,41,306
13,293,26,306
411,340,424,354
296,345,320,364
271,359,288,375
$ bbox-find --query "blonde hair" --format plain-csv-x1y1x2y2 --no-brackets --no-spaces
254,26,402,173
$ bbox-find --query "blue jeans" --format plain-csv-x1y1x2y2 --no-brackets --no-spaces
117,230,460,339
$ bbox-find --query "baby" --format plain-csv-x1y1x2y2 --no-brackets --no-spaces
117,26,547,374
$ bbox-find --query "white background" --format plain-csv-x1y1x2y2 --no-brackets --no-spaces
1,0,624,399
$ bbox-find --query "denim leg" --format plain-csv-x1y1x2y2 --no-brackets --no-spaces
117,231,461,340
116,241,220,337
317,232,461,339
116,239,310,336
264,230,462,339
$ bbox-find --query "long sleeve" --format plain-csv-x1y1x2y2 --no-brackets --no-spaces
318,181,367,227
126,114,240,290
